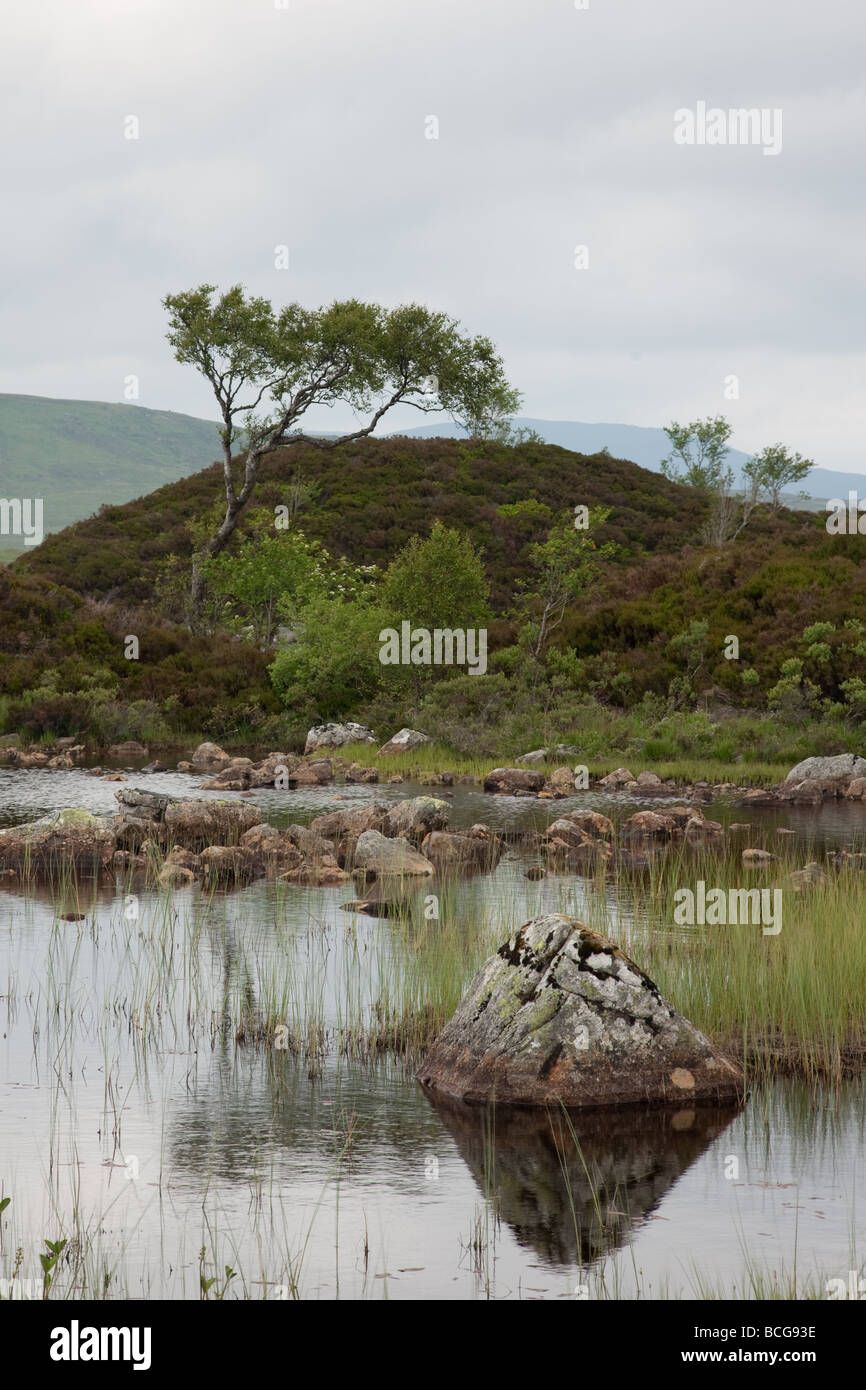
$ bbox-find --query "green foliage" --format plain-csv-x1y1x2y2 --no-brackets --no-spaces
269,592,397,720
745,442,814,512
380,521,490,630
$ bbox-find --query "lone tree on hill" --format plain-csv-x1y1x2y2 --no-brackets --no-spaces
163,284,520,620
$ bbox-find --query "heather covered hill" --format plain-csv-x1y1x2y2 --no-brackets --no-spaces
17,436,704,607
2,433,864,756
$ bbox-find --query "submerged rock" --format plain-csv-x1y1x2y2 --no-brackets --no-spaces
420,828,503,874
417,914,743,1109
483,767,545,796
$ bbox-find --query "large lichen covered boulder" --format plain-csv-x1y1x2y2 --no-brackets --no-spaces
352,829,434,876
163,799,261,850
385,796,449,843
418,914,743,1110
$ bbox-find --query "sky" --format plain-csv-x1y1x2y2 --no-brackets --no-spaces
1,0,864,469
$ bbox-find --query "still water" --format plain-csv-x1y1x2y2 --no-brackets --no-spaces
0,765,864,1299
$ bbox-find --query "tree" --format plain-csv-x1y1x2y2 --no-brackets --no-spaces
661,416,756,546
205,518,376,646
660,416,733,490
380,521,491,632
516,507,614,658
744,443,814,513
163,285,519,620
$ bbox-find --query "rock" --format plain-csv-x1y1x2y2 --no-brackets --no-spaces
190,741,230,771
377,728,430,757
352,830,434,877
47,755,74,769
387,774,404,784
285,825,336,861
176,761,194,773
426,771,455,787
101,772,127,782
164,847,201,873
420,829,503,874
543,822,612,873
289,759,334,786
163,799,261,851
108,741,148,759
785,780,826,805
636,771,662,788
386,796,450,843
775,827,796,837
844,778,866,799
683,817,723,845
305,722,376,754
280,862,350,886
728,823,753,833
345,763,379,784
515,749,549,764
417,915,744,1108
199,846,256,885
735,788,785,808
248,752,298,788
158,864,197,889
483,767,546,796
621,811,674,844
0,809,114,878
115,788,170,818
562,811,614,840
525,866,546,881
785,754,866,785
548,766,576,791
598,768,635,789
141,760,168,774
742,849,775,866
787,862,829,891
310,803,393,862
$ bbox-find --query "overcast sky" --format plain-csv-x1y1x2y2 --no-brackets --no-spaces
2,0,864,469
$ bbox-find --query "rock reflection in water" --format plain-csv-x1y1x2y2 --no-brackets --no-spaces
425,1092,741,1266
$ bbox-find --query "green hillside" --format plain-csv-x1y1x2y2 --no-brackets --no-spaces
0,393,221,548
2,433,864,765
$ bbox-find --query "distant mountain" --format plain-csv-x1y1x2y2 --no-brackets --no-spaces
0,393,222,549
396,417,860,509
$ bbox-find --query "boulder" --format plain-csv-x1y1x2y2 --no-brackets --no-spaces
483,767,546,796
598,768,635,789
305,722,376,754
417,915,744,1108
785,754,866,785
844,778,866,799
115,788,170,818
548,766,576,791
310,803,392,862
742,848,775,866
289,759,334,786
345,763,379,784
280,861,350,886
0,809,114,878
158,864,197,889
199,846,256,885
543,822,612,872
108,741,148,760
636,771,662,788
562,811,614,840
420,828,503,874
377,728,431,757
787,862,830,891
285,824,336,861
163,799,261,851
386,796,450,843
621,810,674,844
190,742,230,771
352,830,434,877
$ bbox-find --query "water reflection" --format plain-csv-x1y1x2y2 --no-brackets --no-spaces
425,1092,741,1265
